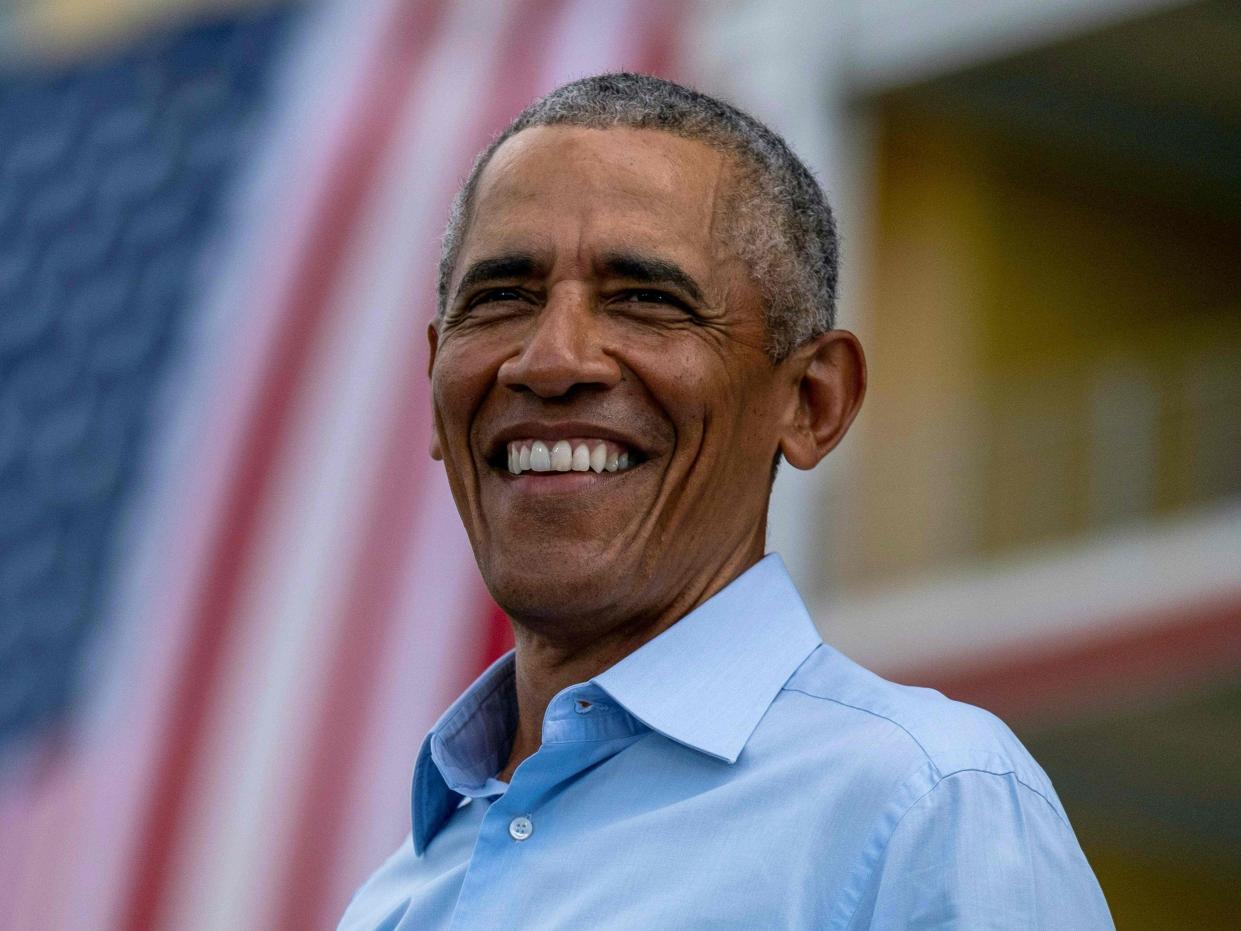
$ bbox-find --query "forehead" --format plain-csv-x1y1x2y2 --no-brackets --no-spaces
458,125,736,275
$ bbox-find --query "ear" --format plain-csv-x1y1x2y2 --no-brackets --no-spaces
777,329,866,470
427,320,444,461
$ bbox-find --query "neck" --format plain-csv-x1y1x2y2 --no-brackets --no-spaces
495,538,764,782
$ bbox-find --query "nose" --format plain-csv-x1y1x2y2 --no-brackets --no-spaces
497,286,621,397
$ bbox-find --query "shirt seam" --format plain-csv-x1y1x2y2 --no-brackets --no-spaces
780,685,937,765
779,685,1066,824
838,769,1065,931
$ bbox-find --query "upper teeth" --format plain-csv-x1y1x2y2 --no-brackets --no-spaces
506,439,632,475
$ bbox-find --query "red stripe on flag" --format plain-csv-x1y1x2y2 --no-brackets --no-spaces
118,3,435,928
633,0,690,82
271,3,573,926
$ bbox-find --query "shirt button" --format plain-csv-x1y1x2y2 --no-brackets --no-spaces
574,699,593,714
508,815,534,841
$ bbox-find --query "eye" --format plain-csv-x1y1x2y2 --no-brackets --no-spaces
443,287,534,330
613,289,689,310
469,287,528,308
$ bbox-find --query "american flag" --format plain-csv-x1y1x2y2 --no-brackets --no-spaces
0,1,685,927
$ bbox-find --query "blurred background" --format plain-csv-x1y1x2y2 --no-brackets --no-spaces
0,0,1237,928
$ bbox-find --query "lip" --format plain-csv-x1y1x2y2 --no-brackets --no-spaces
483,420,651,462
496,465,644,495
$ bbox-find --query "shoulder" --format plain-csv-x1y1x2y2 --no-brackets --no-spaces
774,647,1113,928
776,644,1065,822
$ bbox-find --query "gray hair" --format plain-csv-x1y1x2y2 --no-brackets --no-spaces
437,72,838,361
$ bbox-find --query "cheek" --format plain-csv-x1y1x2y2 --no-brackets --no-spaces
668,367,780,473
646,353,767,442
430,358,494,533
625,338,724,413
431,342,502,446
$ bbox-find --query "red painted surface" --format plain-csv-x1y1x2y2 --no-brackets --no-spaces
905,590,1241,725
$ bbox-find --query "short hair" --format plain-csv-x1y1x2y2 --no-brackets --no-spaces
437,72,838,361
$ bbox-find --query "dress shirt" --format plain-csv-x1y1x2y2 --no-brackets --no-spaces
339,553,1113,930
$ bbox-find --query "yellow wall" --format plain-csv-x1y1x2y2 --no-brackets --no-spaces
1085,842,1241,930
845,99,1241,586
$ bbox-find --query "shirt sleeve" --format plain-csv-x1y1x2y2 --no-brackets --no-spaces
847,769,1115,931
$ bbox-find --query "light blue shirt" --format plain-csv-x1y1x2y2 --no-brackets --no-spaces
339,554,1113,930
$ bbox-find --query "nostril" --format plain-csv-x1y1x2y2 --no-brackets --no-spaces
496,311,621,396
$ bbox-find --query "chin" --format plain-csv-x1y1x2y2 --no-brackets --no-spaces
480,556,640,633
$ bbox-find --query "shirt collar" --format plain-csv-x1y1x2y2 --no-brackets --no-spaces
412,651,517,854
593,552,822,764
412,552,822,853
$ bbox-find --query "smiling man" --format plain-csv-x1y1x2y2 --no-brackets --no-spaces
339,74,1113,930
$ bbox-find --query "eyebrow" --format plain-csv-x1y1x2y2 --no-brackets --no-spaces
600,252,705,304
453,252,540,303
451,249,707,307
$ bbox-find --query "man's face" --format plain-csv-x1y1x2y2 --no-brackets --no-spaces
431,126,794,638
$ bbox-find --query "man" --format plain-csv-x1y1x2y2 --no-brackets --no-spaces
340,73,1113,929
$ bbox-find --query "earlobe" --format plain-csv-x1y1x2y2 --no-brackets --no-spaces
778,329,866,471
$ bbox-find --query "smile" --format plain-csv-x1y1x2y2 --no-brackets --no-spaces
505,438,636,475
